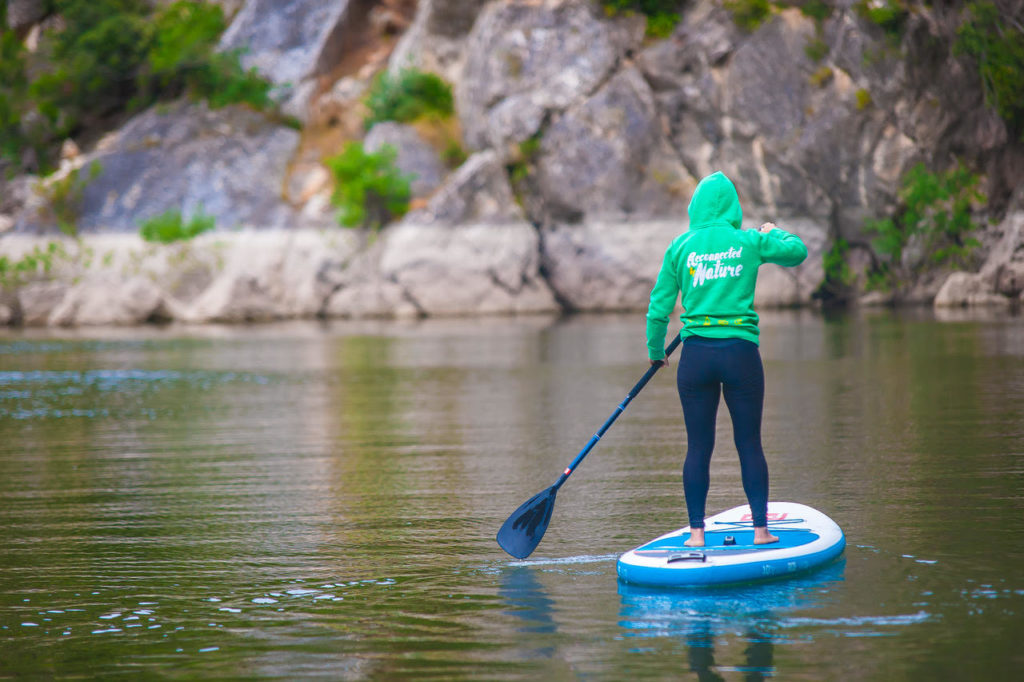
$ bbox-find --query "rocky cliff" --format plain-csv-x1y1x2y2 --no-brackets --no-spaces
2,0,1022,326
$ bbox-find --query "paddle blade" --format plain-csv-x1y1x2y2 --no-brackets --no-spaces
496,486,559,559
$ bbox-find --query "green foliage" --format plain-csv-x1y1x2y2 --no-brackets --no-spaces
0,243,67,291
805,37,829,62
602,2,682,38
364,69,454,130
809,65,834,87
441,140,468,169
856,88,873,109
955,1,1024,141
139,207,216,243
864,162,985,292
813,238,857,304
0,1,272,170
36,162,103,236
0,15,29,163
798,0,833,22
854,0,908,42
725,0,773,33
325,143,412,231
507,133,543,192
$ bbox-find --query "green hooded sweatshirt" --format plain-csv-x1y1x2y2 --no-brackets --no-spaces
646,172,807,359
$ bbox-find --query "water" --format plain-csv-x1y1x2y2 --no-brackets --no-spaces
0,311,1022,679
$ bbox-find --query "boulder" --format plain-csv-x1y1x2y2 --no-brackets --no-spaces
934,210,1024,307
48,276,166,326
364,122,446,197
403,151,524,226
388,0,485,84
540,220,683,311
376,222,559,315
5,0,47,32
457,0,640,150
534,67,695,222
218,0,367,118
22,100,304,233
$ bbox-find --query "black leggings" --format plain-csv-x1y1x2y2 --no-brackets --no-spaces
676,336,768,528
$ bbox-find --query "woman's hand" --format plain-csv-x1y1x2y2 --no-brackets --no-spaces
650,358,669,367
759,221,776,233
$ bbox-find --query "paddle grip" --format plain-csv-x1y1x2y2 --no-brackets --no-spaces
553,333,682,490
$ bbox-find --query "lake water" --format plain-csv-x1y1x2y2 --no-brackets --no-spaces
1,310,1022,679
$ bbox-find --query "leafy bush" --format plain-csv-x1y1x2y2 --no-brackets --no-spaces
813,238,857,304
325,143,412,230
724,0,773,33
603,1,682,39
955,1,1024,141
805,37,829,62
797,0,833,22
809,65,834,87
0,0,272,171
364,69,454,130
853,0,908,42
0,243,67,291
856,88,873,110
864,162,985,292
139,207,216,243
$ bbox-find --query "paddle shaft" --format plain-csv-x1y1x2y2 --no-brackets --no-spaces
551,334,682,492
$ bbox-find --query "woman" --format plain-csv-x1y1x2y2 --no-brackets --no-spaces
646,171,807,548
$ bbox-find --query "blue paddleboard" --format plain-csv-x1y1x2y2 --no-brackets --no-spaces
617,501,845,587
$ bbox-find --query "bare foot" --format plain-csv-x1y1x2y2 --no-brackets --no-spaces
685,528,705,547
753,527,779,544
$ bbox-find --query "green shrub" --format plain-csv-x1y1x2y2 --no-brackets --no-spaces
797,0,833,22
809,65,834,87
139,207,216,243
603,1,682,39
854,0,908,42
864,162,985,292
855,88,873,110
955,1,1024,141
813,238,857,304
1,0,273,170
364,69,454,130
805,37,829,62
725,0,773,33
325,142,412,230
0,243,67,291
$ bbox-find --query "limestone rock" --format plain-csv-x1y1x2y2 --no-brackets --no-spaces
935,210,1024,307
388,0,484,84
364,122,446,197
540,220,683,311
377,222,559,315
403,151,523,226
54,100,302,233
17,281,68,327
457,0,637,150
48,276,166,326
5,0,47,32
534,67,695,222
219,0,362,117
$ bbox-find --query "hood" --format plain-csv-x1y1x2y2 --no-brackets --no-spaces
687,171,743,230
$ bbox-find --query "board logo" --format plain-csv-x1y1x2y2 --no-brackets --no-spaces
741,512,788,521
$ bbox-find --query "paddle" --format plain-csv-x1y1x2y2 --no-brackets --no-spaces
496,333,683,559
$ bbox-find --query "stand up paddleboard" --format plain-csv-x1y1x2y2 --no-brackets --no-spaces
617,502,845,587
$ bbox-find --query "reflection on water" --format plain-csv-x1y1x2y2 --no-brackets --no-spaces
618,563,845,679
0,311,1022,679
